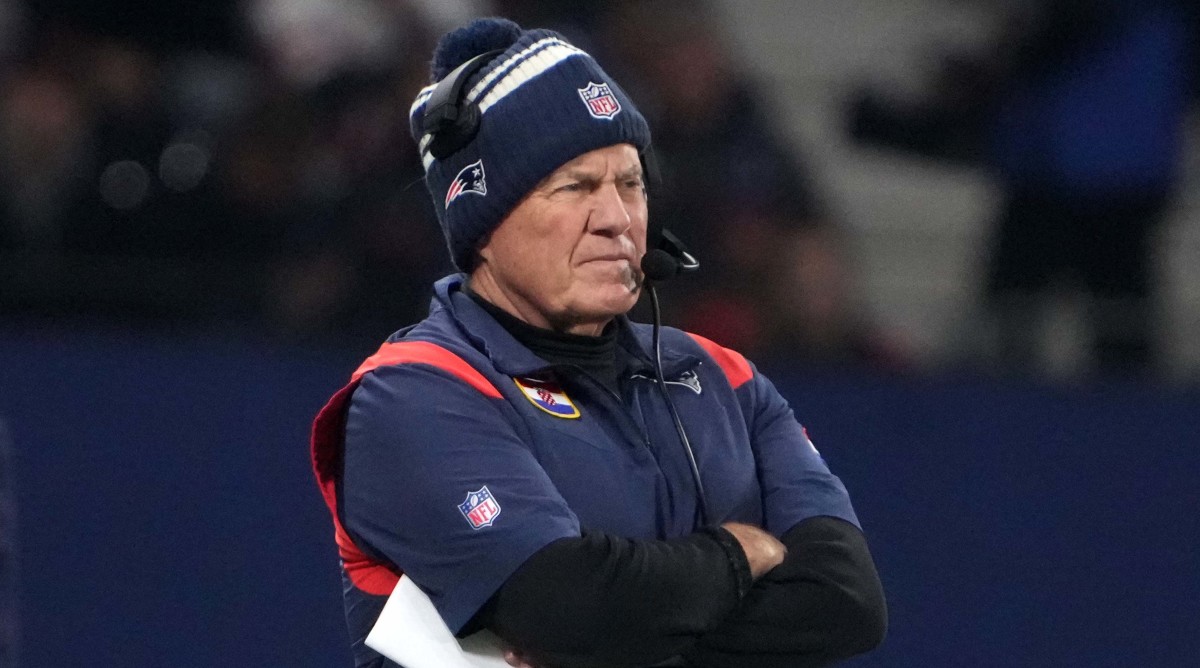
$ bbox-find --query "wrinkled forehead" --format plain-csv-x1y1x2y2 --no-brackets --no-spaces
539,143,643,183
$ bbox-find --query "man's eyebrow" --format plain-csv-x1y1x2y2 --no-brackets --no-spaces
544,164,643,186
615,165,644,180
558,169,597,181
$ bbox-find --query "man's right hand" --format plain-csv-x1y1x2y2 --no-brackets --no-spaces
720,522,787,579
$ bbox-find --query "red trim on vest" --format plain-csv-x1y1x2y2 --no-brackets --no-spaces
687,332,754,389
310,341,501,596
312,383,400,596
352,341,502,398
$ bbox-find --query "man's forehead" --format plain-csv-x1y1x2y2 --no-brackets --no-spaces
551,144,642,177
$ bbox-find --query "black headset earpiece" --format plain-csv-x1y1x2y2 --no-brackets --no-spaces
422,49,505,160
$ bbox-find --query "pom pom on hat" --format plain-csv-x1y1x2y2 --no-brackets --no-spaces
431,18,523,82
410,19,651,272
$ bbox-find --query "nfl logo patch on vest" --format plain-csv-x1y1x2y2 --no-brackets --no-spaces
577,81,621,120
459,486,501,529
514,377,581,418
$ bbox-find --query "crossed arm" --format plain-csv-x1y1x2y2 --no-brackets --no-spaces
476,516,885,668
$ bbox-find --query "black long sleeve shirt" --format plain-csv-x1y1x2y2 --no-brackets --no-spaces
472,517,885,668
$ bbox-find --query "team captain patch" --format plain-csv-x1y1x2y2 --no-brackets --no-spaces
459,486,501,529
514,377,580,418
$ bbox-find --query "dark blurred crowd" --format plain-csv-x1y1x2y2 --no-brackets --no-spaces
4,0,1197,377
852,0,1199,378
0,0,447,343
0,0,904,369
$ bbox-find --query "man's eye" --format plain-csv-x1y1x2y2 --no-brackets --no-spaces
556,182,582,193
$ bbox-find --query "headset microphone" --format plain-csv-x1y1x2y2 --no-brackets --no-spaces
640,229,699,284
638,230,709,526
640,249,679,283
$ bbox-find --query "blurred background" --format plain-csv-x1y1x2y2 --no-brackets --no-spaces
0,0,1197,666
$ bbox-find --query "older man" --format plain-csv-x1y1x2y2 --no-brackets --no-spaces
312,18,885,668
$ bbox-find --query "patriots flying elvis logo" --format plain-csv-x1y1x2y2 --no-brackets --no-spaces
459,486,501,529
577,81,621,119
631,369,702,394
445,160,487,207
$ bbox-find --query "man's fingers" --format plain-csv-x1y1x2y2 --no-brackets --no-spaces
720,522,787,579
504,649,536,668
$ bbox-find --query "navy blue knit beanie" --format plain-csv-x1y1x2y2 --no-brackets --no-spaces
409,18,652,271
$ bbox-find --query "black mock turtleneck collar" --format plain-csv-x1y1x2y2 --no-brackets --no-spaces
464,285,626,393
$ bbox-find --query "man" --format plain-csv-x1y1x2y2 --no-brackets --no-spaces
312,18,886,668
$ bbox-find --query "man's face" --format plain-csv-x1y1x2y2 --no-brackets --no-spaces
472,143,648,335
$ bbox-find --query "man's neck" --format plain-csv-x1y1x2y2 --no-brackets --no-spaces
464,284,626,393
467,270,610,336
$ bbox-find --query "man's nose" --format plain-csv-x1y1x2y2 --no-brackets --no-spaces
587,182,632,237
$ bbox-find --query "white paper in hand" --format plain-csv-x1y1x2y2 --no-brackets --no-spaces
365,576,510,668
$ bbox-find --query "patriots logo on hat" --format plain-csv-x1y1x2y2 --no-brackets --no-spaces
514,377,580,418
459,486,501,529
445,160,487,207
577,81,621,120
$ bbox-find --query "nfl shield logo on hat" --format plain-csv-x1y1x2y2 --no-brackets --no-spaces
459,486,501,529
577,81,621,119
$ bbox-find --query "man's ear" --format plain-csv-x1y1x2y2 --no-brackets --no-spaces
473,239,491,268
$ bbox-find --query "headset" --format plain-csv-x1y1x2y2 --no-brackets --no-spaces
638,150,708,525
422,50,506,160
423,51,711,525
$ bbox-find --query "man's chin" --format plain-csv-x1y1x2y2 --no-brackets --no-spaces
570,288,639,321
579,261,639,287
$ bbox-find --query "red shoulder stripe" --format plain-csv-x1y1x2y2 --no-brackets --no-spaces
310,340,499,596
352,340,502,398
687,332,754,389
311,384,402,595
